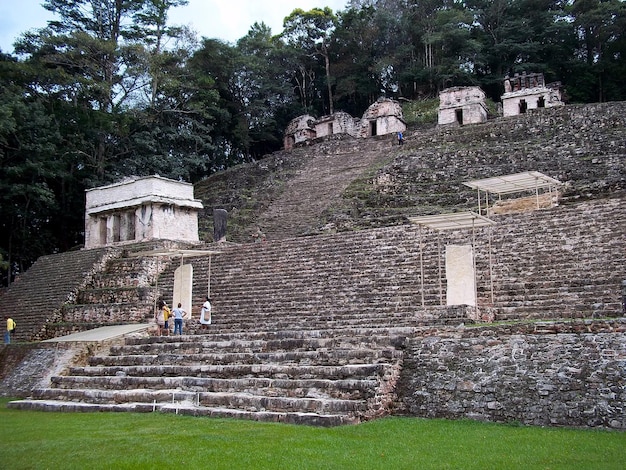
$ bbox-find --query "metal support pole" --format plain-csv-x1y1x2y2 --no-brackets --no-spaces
477,189,482,215
484,191,488,215
438,232,443,306
419,225,425,307
207,255,212,298
489,226,494,305
472,218,478,308
535,177,540,209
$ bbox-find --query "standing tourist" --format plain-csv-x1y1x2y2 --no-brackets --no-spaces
162,302,171,336
155,303,165,336
5,316,16,344
155,301,171,336
200,296,212,329
172,303,186,335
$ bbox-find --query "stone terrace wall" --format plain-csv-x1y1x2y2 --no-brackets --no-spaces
482,197,625,319
329,101,626,231
156,196,625,329
397,319,626,429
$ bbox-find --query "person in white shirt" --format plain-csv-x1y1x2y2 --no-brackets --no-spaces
200,296,212,329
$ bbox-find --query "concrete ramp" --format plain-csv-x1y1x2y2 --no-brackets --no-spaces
43,324,150,343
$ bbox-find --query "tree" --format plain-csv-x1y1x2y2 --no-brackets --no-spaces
0,0,205,285
236,23,299,158
333,5,396,112
465,0,576,99
569,0,626,101
388,1,477,97
127,0,190,107
13,0,193,178
188,38,251,168
0,55,66,284
282,8,338,114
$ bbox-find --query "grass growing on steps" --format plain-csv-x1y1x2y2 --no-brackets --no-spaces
1,398,623,469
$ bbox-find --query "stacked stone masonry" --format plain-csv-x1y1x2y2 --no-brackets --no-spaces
398,320,626,429
2,101,626,428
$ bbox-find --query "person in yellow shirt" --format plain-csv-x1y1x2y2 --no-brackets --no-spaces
5,316,15,344
162,302,171,336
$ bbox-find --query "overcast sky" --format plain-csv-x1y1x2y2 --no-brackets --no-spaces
0,0,348,53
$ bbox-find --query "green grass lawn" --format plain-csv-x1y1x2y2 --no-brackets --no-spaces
1,398,624,469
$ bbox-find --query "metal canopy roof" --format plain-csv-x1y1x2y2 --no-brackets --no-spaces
408,211,496,231
127,248,222,258
463,171,562,195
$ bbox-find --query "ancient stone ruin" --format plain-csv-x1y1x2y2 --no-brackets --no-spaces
501,72,564,117
84,175,203,248
314,111,359,139
438,86,488,126
283,114,317,150
2,98,624,430
357,97,406,138
285,73,566,145
284,98,406,149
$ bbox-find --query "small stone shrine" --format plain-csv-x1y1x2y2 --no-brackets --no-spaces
283,98,406,149
314,111,359,139
283,114,317,150
84,175,203,249
358,98,406,138
438,86,488,126
501,72,563,117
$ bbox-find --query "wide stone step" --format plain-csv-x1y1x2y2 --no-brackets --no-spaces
50,375,377,399
194,316,450,331
7,399,359,426
63,303,153,323
494,303,622,321
124,327,417,345
30,388,367,415
68,362,391,380
151,312,426,337
94,350,401,367
115,336,384,353
210,301,433,316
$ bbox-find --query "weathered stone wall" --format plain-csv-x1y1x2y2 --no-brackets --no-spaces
358,98,406,138
397,319,626,429
438,86,488,126
85,176,203,248
502,87,564,117
283,115,317,150
315,111,359,138
328,101,626,232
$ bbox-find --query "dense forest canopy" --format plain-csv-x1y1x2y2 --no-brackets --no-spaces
1,0,625,285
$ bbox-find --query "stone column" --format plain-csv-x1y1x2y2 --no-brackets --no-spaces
446,245,476,306
173,263,193,319
213,209,228,243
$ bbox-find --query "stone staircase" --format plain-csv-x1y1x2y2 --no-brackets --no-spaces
6,229,465,426
3,102,625,425
486,198,626,319
5,196,624,425
0,241,194,342
1,248,113,342
53,241,200,334
256,136,397,240
158,198,625,329
12,328,408,426
157,228,469,333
